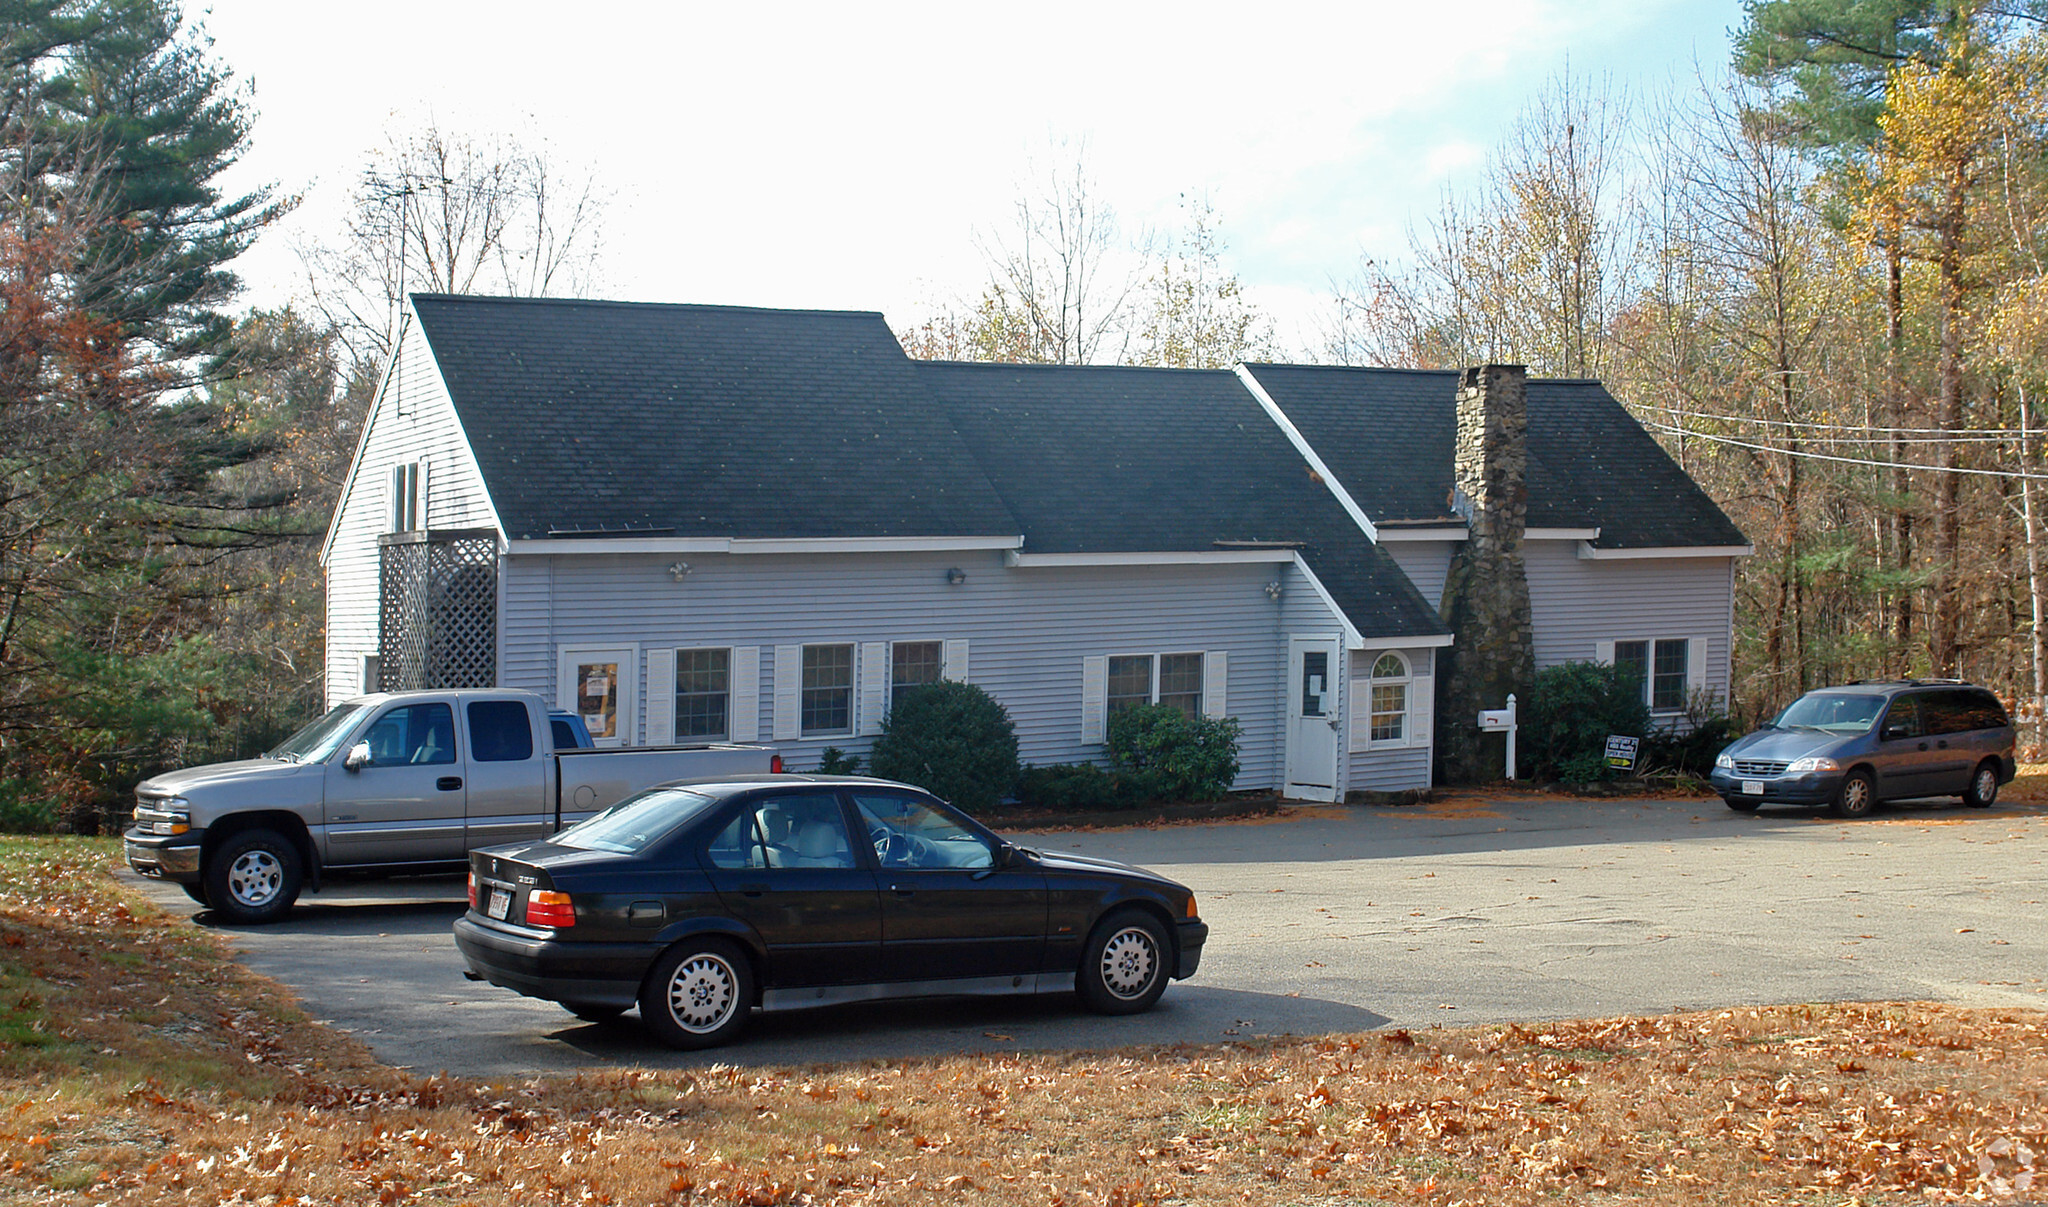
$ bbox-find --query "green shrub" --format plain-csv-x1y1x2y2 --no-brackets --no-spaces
1015,763,1174,812
0,780,54,834
815,746,862,776
868,681,1019,813
1520,661,1650,782
1643,703,1736,778
1106,705,1242,801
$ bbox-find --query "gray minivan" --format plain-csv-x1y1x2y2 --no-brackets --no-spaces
1709,680,2014,817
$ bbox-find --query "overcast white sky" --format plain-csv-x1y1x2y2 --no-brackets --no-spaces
202,0,1742,354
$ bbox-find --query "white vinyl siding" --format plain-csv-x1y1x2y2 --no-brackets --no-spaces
1346,646,1435,793
498,552,1306,788
1532,543,1734,716
322,317,498,706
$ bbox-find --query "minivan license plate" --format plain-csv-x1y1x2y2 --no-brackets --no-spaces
487,888,510,920
1741,780,1765,795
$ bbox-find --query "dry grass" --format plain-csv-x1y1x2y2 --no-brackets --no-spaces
0,838,2044,1206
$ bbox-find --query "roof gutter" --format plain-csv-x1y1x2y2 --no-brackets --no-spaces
504,535,1027,556
1576,542,1755,561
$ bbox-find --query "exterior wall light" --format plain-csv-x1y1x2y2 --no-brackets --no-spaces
945,567,968,586
667,561,691,582
1264,581,1284,602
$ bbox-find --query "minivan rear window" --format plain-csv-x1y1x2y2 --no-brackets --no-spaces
1922,689,2008,735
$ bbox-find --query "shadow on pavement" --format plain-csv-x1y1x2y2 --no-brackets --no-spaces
530,986,1390,1069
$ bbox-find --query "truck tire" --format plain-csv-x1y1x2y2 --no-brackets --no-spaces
203,829,303,924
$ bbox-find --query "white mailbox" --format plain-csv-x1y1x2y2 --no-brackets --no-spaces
1478,708,1513,731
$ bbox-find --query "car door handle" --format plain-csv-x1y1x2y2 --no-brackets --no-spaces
1917,742,1929,751
889,885,915,897
437,776,463,791
739,882,769,897
1936,740,1949,748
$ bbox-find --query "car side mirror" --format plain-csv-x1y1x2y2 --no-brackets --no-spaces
345,742,372,771
1881,725,1908,742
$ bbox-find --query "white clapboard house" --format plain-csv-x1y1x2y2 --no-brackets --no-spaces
320,295,1747,799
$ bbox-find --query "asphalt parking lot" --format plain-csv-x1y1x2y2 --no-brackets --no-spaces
119,794,2048,1076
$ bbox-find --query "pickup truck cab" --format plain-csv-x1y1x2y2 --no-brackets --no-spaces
124,688,777,923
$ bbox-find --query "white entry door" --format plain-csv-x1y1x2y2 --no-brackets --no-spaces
557,644,638,748
1284,635,1342,801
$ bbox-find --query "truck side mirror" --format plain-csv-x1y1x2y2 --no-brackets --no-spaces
345,742,372,771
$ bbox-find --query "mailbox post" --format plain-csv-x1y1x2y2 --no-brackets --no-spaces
1477,693,1518,780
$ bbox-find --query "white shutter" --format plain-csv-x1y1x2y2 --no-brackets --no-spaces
645,648,676,745
1203,650,1228,719
1080,655,1108,744
1349,680,1370,753
943,638,969,682
1409,672,1433,750
1593,640,1615,665
386,464,404,531
415,460,430,529
772,645,801,741
1688,637,1709,704
730,646,760,742
858,642,888,736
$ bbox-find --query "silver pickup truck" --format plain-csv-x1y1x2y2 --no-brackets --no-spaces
122,688,778,923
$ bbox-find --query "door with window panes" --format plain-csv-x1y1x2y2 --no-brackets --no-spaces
1284,636,1341,800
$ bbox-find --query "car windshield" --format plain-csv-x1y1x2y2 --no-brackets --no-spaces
554,787,718,854
267,704,370,763
1773,692,1884,734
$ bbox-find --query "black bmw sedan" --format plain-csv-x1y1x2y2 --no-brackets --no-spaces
453,774,1208,1049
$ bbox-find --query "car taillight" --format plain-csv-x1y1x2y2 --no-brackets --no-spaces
525,890,575,928
770,753,783,773
467,872,478,910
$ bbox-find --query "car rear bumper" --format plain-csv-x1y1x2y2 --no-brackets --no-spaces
1175,919,1208,979
1708,769,1843,806
123,830,203,883
452,915,655,1010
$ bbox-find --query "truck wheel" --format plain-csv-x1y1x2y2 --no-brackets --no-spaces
181,882,211,907
203,829,303,924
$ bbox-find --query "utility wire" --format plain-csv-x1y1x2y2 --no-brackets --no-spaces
1643,421,2048,481
1630,400,2032,439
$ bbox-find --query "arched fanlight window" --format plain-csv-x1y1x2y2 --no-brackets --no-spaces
1369,651,1410,744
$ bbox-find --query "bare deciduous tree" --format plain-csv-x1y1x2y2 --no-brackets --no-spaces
299,118,608,374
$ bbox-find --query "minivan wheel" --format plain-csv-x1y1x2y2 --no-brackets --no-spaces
1963,761,2000,808
1829,770,1877,819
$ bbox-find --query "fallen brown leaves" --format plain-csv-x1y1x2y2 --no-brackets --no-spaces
0,837,2044,1205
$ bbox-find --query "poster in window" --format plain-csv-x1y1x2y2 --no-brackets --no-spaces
577,662,619,739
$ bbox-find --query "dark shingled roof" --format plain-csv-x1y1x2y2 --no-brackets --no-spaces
409,295,1022,541
913,361,1448,641
1243,364,1748,549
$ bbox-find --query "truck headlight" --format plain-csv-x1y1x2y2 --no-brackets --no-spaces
1787,757,1840,773
133,797,191,836
1714,752,1734,770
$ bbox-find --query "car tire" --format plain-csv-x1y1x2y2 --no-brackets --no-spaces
1828,770,1877,819
1724,797,1761,813
1963,760,2000,808
563,1001,627,1024
203,829,303,924
181,882,211,907
639,938,754,1049
1076,908,1172,1016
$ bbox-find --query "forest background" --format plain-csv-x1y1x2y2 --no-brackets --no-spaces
4,0,2045,829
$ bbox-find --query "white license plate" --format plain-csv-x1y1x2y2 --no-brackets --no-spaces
1742,780,1765,795
487,888,511,920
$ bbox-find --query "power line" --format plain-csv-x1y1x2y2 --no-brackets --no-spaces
1630,399,2032,440
1643,421,2048,480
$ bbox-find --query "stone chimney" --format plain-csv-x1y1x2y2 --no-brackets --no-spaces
1435,364,1537,783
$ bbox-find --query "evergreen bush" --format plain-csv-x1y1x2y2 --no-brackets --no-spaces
868,682,1019,813
1106,705,1242,801
1520,661,1650,782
